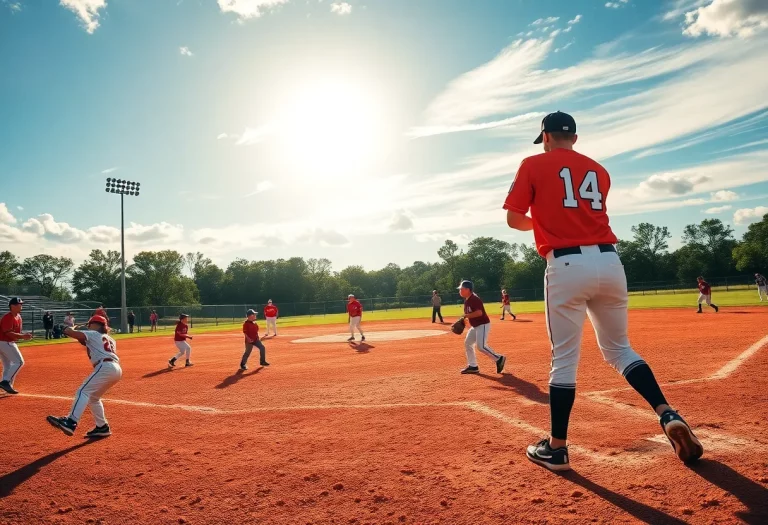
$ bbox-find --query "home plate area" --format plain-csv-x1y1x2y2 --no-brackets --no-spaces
291,329,449,343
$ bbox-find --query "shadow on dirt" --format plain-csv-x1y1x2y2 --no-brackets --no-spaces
215,368,263,389
689,459,768,525
480,373,549,404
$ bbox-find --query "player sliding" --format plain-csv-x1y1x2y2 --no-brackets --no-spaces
47,315,122,438
504,111,703,471
168,313,194,368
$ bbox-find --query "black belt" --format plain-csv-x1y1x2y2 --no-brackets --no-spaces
552,244,616,258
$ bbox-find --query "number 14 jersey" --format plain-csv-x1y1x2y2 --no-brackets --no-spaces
503,148,618,257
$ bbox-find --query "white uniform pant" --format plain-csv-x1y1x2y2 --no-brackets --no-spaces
697,293,712,305
464,323,500,367
758,286,766,301
173,341,192,361
349,316,364,336
502,304,513,315
0,341,24,385
265,317,277,335
545,245,643,389
69,361,122,427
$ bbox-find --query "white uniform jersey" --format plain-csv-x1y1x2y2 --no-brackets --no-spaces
82,330,119,366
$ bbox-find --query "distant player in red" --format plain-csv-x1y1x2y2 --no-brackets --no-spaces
696,277,718,314
93,304,108,325
0,297,33,395
264,300,279,337
458,281,505,375
500,289,516,321
241,309,268,370
347,294,365,343
149,310,158,332
168,314,194,368
504,111,702,471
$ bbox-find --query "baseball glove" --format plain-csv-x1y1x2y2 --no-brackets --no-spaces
450,317,466,335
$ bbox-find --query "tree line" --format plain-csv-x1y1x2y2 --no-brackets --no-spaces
0,215,766,307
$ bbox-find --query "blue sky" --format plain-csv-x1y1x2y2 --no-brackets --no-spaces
1,0,767,271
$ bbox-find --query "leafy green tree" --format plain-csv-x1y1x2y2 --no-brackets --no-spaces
0,251,19,287
127,250,198,305
18,254,74,297
72,250,122,305
733,213,768,272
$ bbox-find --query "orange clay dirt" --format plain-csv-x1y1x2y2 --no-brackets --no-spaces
1,307,767,525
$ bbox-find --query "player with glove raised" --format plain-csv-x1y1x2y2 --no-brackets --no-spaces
456,280,506,375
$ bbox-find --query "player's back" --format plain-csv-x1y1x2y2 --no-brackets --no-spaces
515,148,617,256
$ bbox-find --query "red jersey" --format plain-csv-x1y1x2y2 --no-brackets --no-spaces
243,320,259,342
174,322,189,342
94,308,109,325
264,305,278,318
347,300,363,317
0,312,22,342
150,313,158,322
502,293,510,305
464,294,490,328
698,281,711,295
503,149,618,257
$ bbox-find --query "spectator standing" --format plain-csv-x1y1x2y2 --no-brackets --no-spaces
149,310,158,332
63,312,75,328
127,310,136,333
431,290,444,323
42,311,54,340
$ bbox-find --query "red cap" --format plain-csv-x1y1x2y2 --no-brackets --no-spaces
88,315,109,326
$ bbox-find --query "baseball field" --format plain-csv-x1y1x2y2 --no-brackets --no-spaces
1,296,767,524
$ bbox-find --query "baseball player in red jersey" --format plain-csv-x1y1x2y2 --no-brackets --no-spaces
264,300,279,337
242,309,268,369
504,111,702,471
500,289,516,321
168,314,194,368
0,297,33,395
696,277,719,313
347,294,366,343
93,304,108,325
458,281,506,375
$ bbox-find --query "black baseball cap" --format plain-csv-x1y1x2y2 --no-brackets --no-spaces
534,111,576,144
457,280,474,291
246,309,257,316
9,297,23,306
179,313,190,320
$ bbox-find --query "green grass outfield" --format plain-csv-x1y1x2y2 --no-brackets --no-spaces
20,289,765,348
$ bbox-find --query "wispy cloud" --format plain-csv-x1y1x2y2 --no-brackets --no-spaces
235,125,272,145
554,41,574,53
734,206,768,225
180,46,194,56
16,206,23,211
330,2,352,15
681,0,768,38
217,133,228,140
217,0,289,21
606,0,629,8
711,190,739,202
245,181,274,197
531,16,559,26
101,167,119,174
60,0,106,34
3,1,22,13
703,205,732,214
568,14,582,25
0,203,17,225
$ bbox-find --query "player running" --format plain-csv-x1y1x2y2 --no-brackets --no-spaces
504,111,702,471
696,277,719,314
458,281,506,375
168,314,194,368
0,297,32,395
500,289,516,321
755,273,766,301
347,294,366,343
241,309,268,370
46,315,122,438
264,300,279,337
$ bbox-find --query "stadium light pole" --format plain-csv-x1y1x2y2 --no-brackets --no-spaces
105,178,140,334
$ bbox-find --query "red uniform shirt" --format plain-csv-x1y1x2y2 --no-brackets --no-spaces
503,149,618,257
264,305,278,318
174,322,189,341
347,300,363,317
502,293,510,305
698,281,711,295
94,308,109,325
464,294,490,328
243,320,259,342
0,312,22,342
150,313,158,323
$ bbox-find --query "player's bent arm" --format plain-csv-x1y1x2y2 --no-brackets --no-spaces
464,310,484,319
506,210,533,231
2,330,32,341
63,327,87,344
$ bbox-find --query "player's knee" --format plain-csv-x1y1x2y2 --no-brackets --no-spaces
606,348,642,375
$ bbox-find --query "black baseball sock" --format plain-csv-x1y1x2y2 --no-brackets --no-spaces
550,385,576,441
624,361,668,410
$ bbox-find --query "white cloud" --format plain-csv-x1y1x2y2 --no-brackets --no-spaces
125,222,184,243
180,46,194,57
388,210,414,232
531,17,559,26
16,206,23,211
101,167,118,174
245,180,274,197
297,228,350,247
217,133,228,140
0,203,16,224
60,0,106,34
636,172,711,196
414,232,471,245
734,206,768,225
550,29,561,38
22,214,87,243
682,0,768,38
330,2,352,15
554,41,574,53
407,111,543,139
703,205,732,213
711,189,739,201
568,14,582,25
606,0,629,8
3,1,21,12
217,0,289,21
235,125,272,145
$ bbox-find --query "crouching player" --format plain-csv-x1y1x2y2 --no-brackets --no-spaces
241,309,268,370
46,315,122,438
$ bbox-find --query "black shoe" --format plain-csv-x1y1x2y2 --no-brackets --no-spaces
696,310,702,314
347,337,355,342
713,305,719,312
500,317,504,321
240,364,247,371
460,366,480,375
168,358,176,368
47,415,77,436
526,438,570,472
185,361,193,367
660,410,703,464
260,361,270,366
0,380,18,395
86,424,112,438
512,314,517,321
496,355,506,374
361,336,366,342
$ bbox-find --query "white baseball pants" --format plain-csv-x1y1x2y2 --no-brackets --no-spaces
758,286,766,301
69,361,122,427
464,323,501,367
0,341,24,385
266,317,277,335
544,245,643,389
349,316,364,336
697,293,712,305
173,341,192,361
502,304,513,315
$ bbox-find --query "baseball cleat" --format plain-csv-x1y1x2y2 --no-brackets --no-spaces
526,438,570,472
240,364,247,371
0,380,19,395
512,314,517,321
660,410,703,464
460,365,480,374
496,355,506,374
361,336,366,342
260,361,270,366
347,337,355,342
185,361,193,367
47,415,77,436
168,358,176,368
86,424,112,438
713,305,719,312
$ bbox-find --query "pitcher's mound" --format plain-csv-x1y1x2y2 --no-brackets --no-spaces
292,329,448,344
